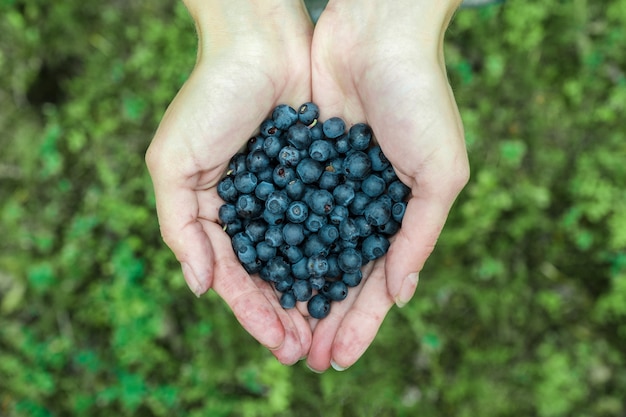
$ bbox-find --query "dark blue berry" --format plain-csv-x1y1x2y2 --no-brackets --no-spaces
256,241,277,262
260,118,279,137
285,179,306,200
310,276,326,291
262,135,285,158
287,124,312,150
349,191,371,216
265,190,290,215
364,197,392,226
348,123,372,150
292,279,313,301
392,201,407,223
245,218,268,242
326,255,341,278
245,149,270,173
309,121,324,141
334,134,351,154
304,212,327,232
278,145,302,167
308,189,334,216
236,243,257,264
272,165,296,188
217,176,238,203
234,172,258,194
275,274,294,292
236,194,262,218
228,153,247,175
361,174,386,198
318,224,339,245
362,234,390,262
344,151,372,180
272,104,298,130
309,139,334,162
292,257,310,280
265,225,285,247
247,135,265,153
333,184,356,206
296,158,324,184
303,234,328,257
218,203,237,224
368,145,390,171
266,256,290,282
308,294,331,319
329,205,349,225
339,218,360,242
231,232,253,253
388,180,411,202
285,200,308,223
378,219,401,236
262,209,284,226
298,102,320,125
318,170,341,190
254,181,275,201
342,270,363,287
280,244,304,264
323,280,348,301
307,254,329,277
338,248,362,273
282,222,306,246
322,117,346,139
280,291,297,309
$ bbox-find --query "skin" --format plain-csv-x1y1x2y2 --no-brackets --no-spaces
145,0,469,371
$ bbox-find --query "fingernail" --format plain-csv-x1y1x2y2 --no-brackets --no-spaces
306,363,324,374
395,272,419,308
181,262,203,297
330,360,347,372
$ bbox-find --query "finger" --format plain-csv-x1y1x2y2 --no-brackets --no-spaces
330,259,394,370
305,262,375,372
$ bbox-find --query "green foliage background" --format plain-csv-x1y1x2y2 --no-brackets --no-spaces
1,0,625,415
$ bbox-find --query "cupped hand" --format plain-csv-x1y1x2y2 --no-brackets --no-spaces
145,0,314,365
306,0,469,371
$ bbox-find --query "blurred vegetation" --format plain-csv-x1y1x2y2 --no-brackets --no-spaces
1,0,625,416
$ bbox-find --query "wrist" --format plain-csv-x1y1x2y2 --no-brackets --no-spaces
183,0,311,56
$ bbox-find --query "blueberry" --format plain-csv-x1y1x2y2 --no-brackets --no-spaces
307,254,329,278
260,118,279,137
292,257,310,280
322,117,346,139
304,212,327,233
308,294,331,319
228,153,247,176
254,181,275,201
342,270,363,287
218,203,237,225
266,256,290,282
326,255,341,278
303,233,328,257
364,197,392,226
309,121,324,141
242,258,263,274
231,232,253,253
354,216,374,238
245,218,268,242
262,209,284,226
344,150,372,180
278,145,302,167
381,165,398,183
274,274,294,292
262,135,285,158
265,225,285,247
285,179,306,200
265,190,291,215
333,184,356,206
280,244,304,264
323,280,348,301
298,102,320,125
236,243,257,264
361,174,386,198
272,165,296,188
217,176,238,203
378,219,401,236
296,158,324,184
246,149,270,173
308,189,334,216
285,200,309,223
292,279,313,302
318,224,339,245
339,218,359,242
310,276,326,291
349,192,371,216
388,180,411,202
272,104,299,130
256,241,277,262
392,201,407,223
329,205,349,225
247,135,265,153
256,166,274,183
338,248,362,273
318,170,341,190
348,123,372,151
234,172,258,194
287,124,312,150
309,139,334,162
236,194,263,219
361,234,390,262
280,291,297,309
368,145,390,171
224,219,243,236
334,134,351,154
282,222,306,246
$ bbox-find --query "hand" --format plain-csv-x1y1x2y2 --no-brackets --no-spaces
306,0,470,371
145,0,314,365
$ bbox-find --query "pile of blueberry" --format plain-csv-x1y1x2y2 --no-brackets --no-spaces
217,103,409,319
